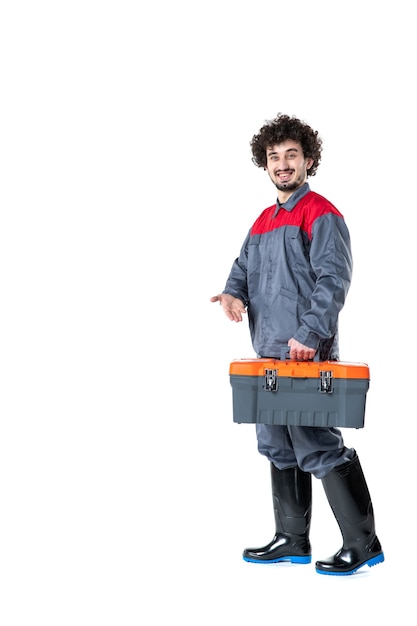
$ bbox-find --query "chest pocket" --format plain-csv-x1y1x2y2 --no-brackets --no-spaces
285,227,311,267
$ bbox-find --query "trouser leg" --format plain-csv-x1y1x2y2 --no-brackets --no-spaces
256,424,355,478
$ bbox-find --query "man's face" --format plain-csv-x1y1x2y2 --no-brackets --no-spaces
265,140,313,194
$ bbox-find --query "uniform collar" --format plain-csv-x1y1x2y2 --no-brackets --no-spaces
273,182,310,217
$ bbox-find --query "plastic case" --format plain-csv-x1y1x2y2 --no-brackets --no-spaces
229,358,370,428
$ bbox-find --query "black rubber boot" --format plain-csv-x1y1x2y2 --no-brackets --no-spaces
315,453,385,576
243,464,312,564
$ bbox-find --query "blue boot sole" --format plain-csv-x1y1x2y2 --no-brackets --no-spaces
243,555,312,564
315,552,385,576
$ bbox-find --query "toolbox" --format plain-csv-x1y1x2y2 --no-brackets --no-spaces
229,357,370,428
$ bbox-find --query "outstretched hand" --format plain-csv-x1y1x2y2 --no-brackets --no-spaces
210,293,247,322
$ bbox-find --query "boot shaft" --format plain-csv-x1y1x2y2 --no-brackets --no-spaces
271,464,312,536
321,454,375,544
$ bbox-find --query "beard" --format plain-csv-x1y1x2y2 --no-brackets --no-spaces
274,179,300,192
271,166,307,193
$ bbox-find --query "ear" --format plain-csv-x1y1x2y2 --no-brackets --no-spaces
306,158,314,171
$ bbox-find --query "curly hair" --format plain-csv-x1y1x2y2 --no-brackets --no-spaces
250,113,323,177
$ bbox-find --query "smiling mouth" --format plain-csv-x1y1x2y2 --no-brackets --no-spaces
276,170,293,180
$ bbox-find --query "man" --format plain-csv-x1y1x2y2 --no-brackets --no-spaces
210,113,384,576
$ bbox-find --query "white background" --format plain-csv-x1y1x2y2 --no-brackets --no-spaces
0,1,414,624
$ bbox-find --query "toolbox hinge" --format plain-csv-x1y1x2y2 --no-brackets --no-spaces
319,370,333,393
264,369,278,392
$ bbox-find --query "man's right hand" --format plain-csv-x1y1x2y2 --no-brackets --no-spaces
210,293,247,322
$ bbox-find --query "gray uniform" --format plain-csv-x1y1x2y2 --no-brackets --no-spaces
223,183,355,478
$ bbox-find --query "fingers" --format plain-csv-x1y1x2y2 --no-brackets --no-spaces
211,294,247,322
290,349,315,361
227,307,246,322
288,339,316,361
221,303,244,322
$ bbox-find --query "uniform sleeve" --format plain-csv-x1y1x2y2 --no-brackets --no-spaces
293,213,353,348
222,231,251,305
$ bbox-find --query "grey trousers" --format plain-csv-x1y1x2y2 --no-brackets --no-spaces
256,424,355,479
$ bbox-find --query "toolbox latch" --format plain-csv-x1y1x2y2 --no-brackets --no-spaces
264,369,278,392
319,370,333,394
